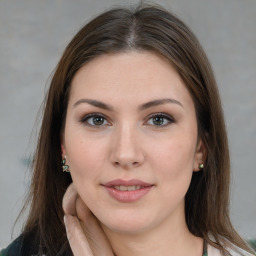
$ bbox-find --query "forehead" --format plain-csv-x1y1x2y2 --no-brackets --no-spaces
69,51,194,109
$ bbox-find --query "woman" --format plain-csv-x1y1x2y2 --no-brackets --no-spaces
1,4,254,256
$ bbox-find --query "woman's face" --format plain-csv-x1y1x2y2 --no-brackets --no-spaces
62,51,204,234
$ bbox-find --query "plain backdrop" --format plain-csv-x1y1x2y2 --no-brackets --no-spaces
0,0,255,247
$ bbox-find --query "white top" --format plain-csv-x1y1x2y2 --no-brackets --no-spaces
208,243,254,256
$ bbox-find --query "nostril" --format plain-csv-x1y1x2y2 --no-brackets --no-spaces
113,161,139,168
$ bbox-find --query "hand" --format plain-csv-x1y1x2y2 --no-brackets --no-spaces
63,183,114,256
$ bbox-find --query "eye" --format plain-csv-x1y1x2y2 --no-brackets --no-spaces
146,113,174,127
80,113,110,127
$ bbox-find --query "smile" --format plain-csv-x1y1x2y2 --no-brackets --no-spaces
103,179,153,203
113,185,143,191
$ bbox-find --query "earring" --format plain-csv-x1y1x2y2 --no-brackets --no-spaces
199,163,204,170
62,156,70,172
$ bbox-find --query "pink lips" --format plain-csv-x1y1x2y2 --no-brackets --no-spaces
102,179,153,203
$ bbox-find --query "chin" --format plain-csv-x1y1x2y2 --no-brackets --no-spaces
98,209,156,235
102,221,151,235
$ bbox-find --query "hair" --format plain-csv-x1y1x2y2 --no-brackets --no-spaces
20,3,252,255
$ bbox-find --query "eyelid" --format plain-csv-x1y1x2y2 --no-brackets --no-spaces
80,113,111,126
79,112,175,127
144,112,175,126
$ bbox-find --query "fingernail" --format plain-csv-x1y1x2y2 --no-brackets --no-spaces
63,215,67,224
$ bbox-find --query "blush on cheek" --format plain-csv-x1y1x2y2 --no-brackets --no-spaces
157,144,194,189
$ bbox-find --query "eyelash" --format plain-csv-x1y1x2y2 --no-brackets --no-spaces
80,112,175,127
145,113,175,127
80,113,110,127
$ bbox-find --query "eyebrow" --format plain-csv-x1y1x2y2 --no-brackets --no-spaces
138,98,183,111
73,99,114,111
73,98,183,111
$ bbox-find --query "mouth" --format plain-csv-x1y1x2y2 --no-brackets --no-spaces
113,185,145,191
102,179,153,203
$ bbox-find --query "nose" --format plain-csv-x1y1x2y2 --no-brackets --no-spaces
109,123,145,169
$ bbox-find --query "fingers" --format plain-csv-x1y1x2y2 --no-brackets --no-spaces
64,214,94,256
76,197,114,256
63,184,94,255
63,183,114,256
76,192,92,221
63,183,78,216
63,183,93,222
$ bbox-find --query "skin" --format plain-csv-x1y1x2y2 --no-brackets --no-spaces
62,51,205,256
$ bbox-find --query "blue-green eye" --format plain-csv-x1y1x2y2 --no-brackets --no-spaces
146,113,174,126
81,114,110,126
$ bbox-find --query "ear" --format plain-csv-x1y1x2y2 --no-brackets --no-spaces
61,144,66,159
193,139,207,172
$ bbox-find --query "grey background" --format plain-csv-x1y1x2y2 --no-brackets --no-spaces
0,0,255,248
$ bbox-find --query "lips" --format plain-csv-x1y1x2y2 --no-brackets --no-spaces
113,185,143,191
102,179,153,203
104,179,152,187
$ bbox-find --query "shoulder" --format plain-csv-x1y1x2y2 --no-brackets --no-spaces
225,243,255,256
0,236,23,256
0,233,72,256
208,242,255,256
0,234,39,256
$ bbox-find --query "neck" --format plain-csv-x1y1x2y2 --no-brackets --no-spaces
101,210,203,256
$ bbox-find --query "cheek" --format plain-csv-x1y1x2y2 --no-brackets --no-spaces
150,133,196,189
153,132,196,165
66,138,107,209
65,130,106,185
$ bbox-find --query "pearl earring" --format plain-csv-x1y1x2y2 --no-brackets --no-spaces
198,163,204,170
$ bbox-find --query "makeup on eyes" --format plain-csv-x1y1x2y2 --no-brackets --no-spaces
79,111,176,129
144,112,175,127
79,113,111,127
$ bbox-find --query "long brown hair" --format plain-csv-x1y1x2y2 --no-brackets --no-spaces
22,4,252,255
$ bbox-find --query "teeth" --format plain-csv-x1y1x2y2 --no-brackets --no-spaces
114,185,142,191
